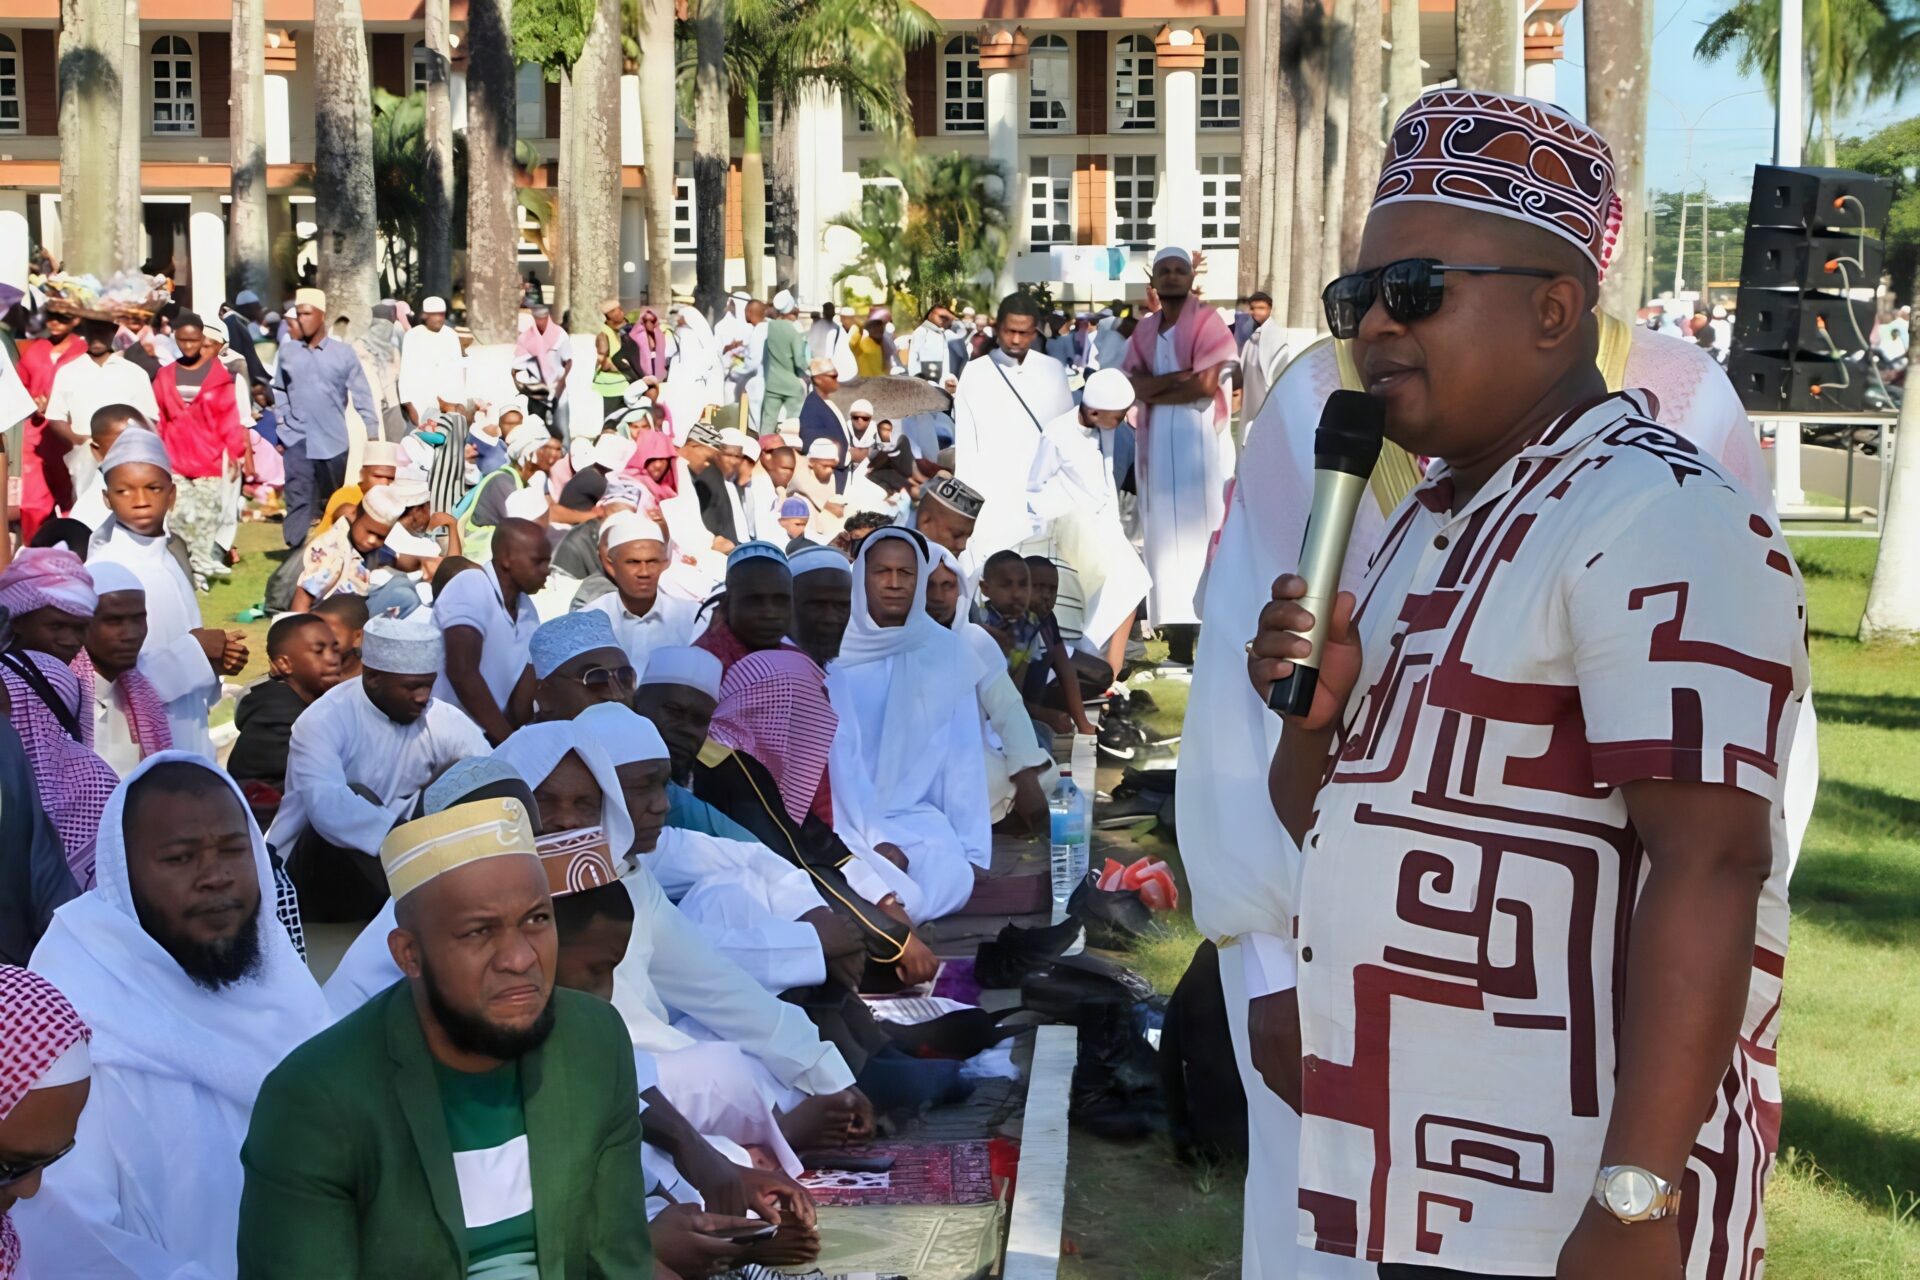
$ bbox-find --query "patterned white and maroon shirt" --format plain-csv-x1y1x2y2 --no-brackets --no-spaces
1293,390,1808,1277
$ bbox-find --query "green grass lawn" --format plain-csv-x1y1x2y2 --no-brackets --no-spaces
1063,537,1920,1278
203,520,292,726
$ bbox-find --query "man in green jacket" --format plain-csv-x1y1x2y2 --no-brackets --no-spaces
760,290,814,430
237,792,650,1278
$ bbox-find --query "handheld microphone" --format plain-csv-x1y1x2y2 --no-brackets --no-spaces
1266,389,1387,717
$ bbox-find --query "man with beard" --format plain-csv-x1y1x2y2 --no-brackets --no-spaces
19,755,331,1277
266,613,490,921
788,545,853,667
238,785,650,1276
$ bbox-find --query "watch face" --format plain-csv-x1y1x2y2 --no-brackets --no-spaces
1606,1168,1657,1218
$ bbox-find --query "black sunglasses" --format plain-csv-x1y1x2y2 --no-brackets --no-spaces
1322,259,1561,339
0,1137,76,1186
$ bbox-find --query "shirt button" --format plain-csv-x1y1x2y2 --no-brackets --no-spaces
1301,946,1313,963
1303,1054,1320,1071
1433,534,1450,550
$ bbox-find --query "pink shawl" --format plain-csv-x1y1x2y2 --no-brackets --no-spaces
71,650,174,761
1120,298,1239,422
514,318,569,384
632,310,670,380
0,650,117,889
709,649,837,825
623,428,683,504
0,965,90,1279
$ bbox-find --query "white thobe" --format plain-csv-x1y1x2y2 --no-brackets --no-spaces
1238,319,1306,427
581,590,702,673
656,459,726,595
398,322,467,418
745,470,785,540
431,561,542,713
743,322,770,430
951,349,1073,559
904,322,956,384
43,354,159,500
1138,330,1228,626
263,679,491,855
1027,406,1150,650
965,626,1056,821
86,524,218,760
90,678,143,777
646,828,829,992
322,861,856,1097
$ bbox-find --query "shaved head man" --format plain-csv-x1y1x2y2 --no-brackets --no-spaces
436,516,550,744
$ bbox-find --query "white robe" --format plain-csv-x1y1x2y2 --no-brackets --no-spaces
18,754,330,1280
1177,330,1817,1280
1027,406,1150,650
645,827,830,992
90,677,144,777
951,349,1073,560
581,590,703,673
86,519,219,760
1138,329,1229,626
398,322,467,418
263,679,491,855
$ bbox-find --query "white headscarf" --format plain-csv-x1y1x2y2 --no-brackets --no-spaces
928,542,1005,689
28,752,329,1108
662,306,723,440
490,721,635,862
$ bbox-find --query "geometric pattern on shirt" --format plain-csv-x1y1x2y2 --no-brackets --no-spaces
1292,391,1805,1278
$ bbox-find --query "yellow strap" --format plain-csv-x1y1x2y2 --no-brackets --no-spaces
696,738,733,768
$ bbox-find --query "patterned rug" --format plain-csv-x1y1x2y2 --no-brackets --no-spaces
799,1141,997,1206
766,1202,1004,1280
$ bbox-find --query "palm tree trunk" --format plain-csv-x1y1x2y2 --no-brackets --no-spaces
770,94,799,291
639,0,677,306
1454,0,1517,94
567,0,623,314
693,0,729,319
1238,0,1270,301
58,0,132,270
1267,0,1299,318
1585,0,1651,320
552,72,573,322
1341,0,1383,269
741,81,766,298
229,0,271,300
117,14,140,264
312,0,380,334
422,0,455,302
465,0,520,344
1320,0,1354,289
1386,0,1421,122
1860,305,1920,643
1288,0,1328,331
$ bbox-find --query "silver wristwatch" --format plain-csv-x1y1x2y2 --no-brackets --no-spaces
1593,1165,1682,1223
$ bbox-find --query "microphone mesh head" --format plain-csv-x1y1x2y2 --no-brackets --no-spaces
1314,390,1388,476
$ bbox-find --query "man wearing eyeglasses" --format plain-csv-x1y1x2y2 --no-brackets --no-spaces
526,610,639,723
1192,91,1814,1280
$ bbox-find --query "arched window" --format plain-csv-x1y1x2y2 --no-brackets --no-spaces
1113,34,1155,132
151,34,198,135
412,41,430,96
941,35,984,134
1201,34,1241,130
1027,33,1070,133
0,35,21,134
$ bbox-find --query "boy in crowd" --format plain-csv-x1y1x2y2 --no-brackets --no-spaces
976,550,1041,677
1021,554,1103,735
229,613,347,823
310,593,371,680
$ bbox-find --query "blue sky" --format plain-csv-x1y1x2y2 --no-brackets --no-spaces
1558,0,1918,199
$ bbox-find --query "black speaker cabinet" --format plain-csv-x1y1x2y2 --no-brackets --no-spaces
1727,350,1866,414
1738,226,1883,292
1747,165,1894,233
1732,290,1876,354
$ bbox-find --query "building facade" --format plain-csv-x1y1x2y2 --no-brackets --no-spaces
0,0,1576,311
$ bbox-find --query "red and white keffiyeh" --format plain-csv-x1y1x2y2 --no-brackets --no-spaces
0,965,90,1279
71,650,175,762
710,649,838,826
0,548,97,621
0,650,118,889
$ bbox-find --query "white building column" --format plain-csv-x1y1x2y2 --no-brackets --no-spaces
620,194,645,305
266,74,292,165
188,194,227,313
980,26,1028,299
37,195,63,267
792,86,848,308
0,191,29,287
1155,25,1204,253
1522,11,1565,104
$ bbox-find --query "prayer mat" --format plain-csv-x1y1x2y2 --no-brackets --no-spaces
799,1141,995,1206
770,1202,1004,1280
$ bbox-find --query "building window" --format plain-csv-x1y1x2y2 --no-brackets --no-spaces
941,35,984,134
1027,33,1070,133
412,41,430,96
515,63,546,137
1114,35,1155,132
673,161,696,258
150,34,198,135
853,101,876,134
1200,155,1240,247
1113,154,1157,249
1201,34,1241,130
1027,155,1071,251
0,35,20,134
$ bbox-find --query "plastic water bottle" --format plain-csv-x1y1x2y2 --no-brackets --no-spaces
1049,766,1090,923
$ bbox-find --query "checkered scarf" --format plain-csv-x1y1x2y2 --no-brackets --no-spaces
0,965,90,1279
70,650,174,762
710,649,838,826
0,649,116,889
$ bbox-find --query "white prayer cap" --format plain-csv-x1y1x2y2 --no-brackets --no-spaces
294,287,327,310
387,477,432,510
718,427,750,450
808,356,837,376
88,561,146,597
805,439,840,462
385,523,441,558
504,487,548,521
729,290,751,304
640,645,723,700
849,399,874,416
602,476,644,512
360,483,409,525
361,613,444,675
601,511,666,550
569,437,596,469
592,434,637,472
727,541,788,573
33,1036,91,1091
362,440,400,469
1152,245,1193,268
772,289,796,313
234,289,260,307
575,701,668,766
506,422,551,463
421,296,448,314
741,437,761,462
789,545,851,578
99,427,172,476
1083,368,1137,413
530,609,621,679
